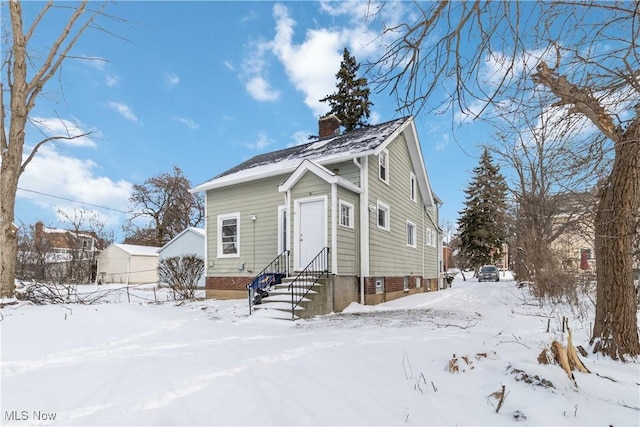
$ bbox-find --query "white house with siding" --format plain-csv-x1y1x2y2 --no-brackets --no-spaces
96,243,160,285
157,227,206,287
191,115,443,316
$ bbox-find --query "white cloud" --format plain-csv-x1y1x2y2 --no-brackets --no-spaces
164,72,180,87
223,61,235,71
175,117,199,130
246,76,280,102
108,101,139,122
75,55,108,71
29,117,97,148
290,130,311,146
241,9,258,23
435,133,450,151
18,145,132,227
106,75,119,87
246,133,273,150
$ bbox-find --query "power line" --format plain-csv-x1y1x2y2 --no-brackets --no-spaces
17,187,130,214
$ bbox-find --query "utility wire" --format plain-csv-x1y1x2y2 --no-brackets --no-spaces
17,187,130,214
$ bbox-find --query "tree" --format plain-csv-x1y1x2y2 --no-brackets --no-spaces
368,1,640,359
1,1,111,297
320,47,373,131
457,148,508,271
124,166,204,247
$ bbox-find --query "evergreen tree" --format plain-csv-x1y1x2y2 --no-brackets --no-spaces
320,48,373,131
457,147,508,271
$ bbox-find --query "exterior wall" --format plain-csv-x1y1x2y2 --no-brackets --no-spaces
206,176,287,280
367,133,439,281
333,275,359,312
336,186,359,276
328,160,361,186
206,276,250,299
363,275,428,305
158,230,205,286
97,246,158,284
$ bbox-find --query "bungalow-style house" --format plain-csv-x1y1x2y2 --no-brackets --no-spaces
157,227,206,287
191,115,442,317
96,243,161,285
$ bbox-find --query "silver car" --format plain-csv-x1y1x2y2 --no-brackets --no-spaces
478,265,499,282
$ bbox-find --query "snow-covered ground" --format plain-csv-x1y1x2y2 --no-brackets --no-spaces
1,274,638,426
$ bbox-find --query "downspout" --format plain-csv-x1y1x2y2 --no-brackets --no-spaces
422,204,425,282
126,254,131,286
331,183,338,275
353,156,368,305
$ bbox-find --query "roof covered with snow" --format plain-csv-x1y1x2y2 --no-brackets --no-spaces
113,243,161,256
191,116,412,192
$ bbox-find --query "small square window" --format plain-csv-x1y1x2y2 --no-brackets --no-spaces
377,200,390,231
406,221,416,248
339,200,354,228
379,150,389,184
375,278,384,294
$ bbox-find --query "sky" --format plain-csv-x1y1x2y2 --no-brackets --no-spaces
2,274,638,426
9,1,491,239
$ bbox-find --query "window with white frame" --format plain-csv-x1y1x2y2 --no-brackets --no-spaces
217,213,240,257
377,200,390,231
379,149,389,184
375,278,384,294
426,228,432,247
406,221,416,248
410,172,417,202
404,276,409,291
339,200,354,228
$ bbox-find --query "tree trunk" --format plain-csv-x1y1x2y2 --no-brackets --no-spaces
591,119,640,360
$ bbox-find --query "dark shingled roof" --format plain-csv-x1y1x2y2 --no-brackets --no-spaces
210,116,411,181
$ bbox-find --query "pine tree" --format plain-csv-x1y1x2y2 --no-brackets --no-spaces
320,48,373,131
457,148,509,271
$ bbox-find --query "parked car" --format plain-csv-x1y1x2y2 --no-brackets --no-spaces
478,265,500,282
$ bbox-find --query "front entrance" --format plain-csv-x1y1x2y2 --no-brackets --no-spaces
295,197,326,270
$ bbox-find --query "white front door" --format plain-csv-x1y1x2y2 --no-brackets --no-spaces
296,198,326,269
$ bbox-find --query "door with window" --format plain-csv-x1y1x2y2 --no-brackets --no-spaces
295,198,326,270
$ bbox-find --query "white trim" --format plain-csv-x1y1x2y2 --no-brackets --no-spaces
338,200,355,229
278,159,362,194
293,195,328,271
331,184,338,275
355,156,369,305
277,205,288,254
217,212,240,258
406,220,417,248
376,200,391,231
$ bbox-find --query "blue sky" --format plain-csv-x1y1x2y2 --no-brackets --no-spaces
11,1,490,238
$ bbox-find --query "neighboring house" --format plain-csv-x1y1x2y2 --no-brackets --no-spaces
96,244,161,285
157,227,206,287
16,221,104,283
191,115,443,315
549,192,596,271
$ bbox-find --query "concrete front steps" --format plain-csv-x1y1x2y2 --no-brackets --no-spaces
251,276,330,320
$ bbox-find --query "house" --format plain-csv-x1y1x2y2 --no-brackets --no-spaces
157,227,206,287
16,221,104,283
96,244,161,285
191,115,443,316
549,192,596,271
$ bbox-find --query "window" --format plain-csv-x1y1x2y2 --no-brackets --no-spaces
426,228,432,247
377,200,390,231
410,172,417,202
416,277,421,288
404,276,409,291
379,149,389,184
339,200,354,228
217,213,240,257
406,221,416,248
375,278,384,294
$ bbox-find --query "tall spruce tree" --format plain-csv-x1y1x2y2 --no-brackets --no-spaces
457,148,508,271
320,48,373,131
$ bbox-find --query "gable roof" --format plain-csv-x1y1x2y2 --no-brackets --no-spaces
278,159,362,194
113,243,161,257
191,116,413,193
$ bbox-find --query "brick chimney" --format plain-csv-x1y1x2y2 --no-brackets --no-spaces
318,115,341,139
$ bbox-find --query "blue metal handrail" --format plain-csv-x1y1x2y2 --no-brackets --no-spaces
288,247,329,319
247,250,290,314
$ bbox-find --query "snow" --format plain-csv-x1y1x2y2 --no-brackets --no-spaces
1,275,639,426
112,243,161,256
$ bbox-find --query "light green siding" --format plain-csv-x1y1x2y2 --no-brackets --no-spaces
337,186,359,275
206,176,286,277
367,134,439,279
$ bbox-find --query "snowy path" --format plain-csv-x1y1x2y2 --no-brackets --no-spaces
1,277,638,426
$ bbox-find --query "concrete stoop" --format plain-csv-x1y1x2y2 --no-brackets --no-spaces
251,276,332,320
